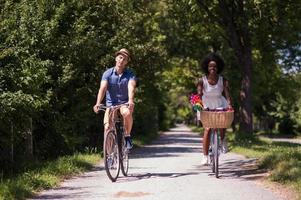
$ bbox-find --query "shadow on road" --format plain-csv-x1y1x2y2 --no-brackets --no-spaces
32,191,89,200
118,171,201,183
130,132,202,159
218,158,267,180
196,157,266,181
30,125,287,200
30,166,105,200
130,127,267,181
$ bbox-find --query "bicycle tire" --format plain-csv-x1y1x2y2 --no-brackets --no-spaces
116,123,129,176
104,130,120,182
210,130,215,173
214,130,219,178
120,136,129,176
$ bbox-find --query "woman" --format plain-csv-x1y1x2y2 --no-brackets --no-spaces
197,53,233,165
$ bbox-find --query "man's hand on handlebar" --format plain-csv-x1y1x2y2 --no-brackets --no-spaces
128,101,135,112
93,104,102,113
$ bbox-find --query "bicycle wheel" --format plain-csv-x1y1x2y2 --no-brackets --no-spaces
120,136,129,176
104,130,120,182
213,130,219,178
116,122,129,177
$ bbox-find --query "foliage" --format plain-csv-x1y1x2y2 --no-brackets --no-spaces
160,0,301,135
1,0,301,182
0,0,167,174
159,58,201,126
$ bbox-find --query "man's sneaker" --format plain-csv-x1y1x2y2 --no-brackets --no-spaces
125,136,133,150
220,138,228,153
107,156,114,168
201,154,209,165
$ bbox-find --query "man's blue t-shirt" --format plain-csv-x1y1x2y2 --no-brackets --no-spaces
101,67,136,106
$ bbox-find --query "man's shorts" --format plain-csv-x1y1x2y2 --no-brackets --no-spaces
103,105,132,125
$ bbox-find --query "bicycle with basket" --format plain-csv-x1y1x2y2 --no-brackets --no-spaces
190,94,234,178
200,109,234,178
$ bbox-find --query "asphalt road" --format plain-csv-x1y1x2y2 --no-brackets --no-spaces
30,125,289,200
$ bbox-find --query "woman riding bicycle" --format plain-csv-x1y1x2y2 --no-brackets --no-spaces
197,53,233,165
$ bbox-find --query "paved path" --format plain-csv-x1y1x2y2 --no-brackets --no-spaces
30,125,288,200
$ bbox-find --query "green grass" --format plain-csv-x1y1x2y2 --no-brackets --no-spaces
188,125,204,136
134,132,160,146
0,153,100,200
228,134,301,200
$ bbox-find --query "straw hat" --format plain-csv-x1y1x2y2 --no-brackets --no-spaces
115,48,131,60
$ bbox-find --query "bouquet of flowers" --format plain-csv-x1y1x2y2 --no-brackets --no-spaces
190,94,204,111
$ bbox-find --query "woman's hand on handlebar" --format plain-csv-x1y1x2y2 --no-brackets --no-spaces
228,105,234,111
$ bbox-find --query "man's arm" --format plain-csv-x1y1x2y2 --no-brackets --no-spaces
128,79,136,112
93,80,108,113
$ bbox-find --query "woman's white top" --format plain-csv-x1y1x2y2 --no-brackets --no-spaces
202,75,228,109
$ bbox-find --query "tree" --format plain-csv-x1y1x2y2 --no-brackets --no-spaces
195,0,253,134
0,0,169,173
162,0,301,135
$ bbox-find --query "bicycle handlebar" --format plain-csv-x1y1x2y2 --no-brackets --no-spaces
97,103,129,112
202,108,234,112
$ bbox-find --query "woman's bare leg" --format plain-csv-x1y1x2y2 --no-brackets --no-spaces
220,129,225,140
203,128,210,155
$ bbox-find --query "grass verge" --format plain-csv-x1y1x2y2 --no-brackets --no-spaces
228,134,301,200
0,153,100,200
133,132,160,147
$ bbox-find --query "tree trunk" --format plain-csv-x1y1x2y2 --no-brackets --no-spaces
11,122,14,164
195,0,254,135
26,117,34,160
237,47,253,134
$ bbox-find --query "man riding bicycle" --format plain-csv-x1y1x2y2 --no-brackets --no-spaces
93,48,137,150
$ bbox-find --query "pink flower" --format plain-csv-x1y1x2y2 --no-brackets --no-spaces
189,94,204,110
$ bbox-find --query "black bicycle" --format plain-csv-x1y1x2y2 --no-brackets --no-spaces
98,104,129,182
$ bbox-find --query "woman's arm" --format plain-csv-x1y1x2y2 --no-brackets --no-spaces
223,78,232,109
197,78,203,98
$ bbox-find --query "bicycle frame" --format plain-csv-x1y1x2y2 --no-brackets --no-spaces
98,103,129,182
98,103,128,138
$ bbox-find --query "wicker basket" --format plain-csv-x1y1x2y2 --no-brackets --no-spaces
200,110,234,128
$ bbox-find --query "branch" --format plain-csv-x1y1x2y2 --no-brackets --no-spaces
195,0,224,26
217,0,242,51
194,0,229,41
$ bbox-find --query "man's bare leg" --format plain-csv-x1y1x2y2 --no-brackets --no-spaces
120,106,133,149
120,106,133,136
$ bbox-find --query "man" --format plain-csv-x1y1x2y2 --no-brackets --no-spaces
93,48,137,149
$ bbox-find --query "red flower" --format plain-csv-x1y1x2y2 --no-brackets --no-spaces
190,94,204,110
